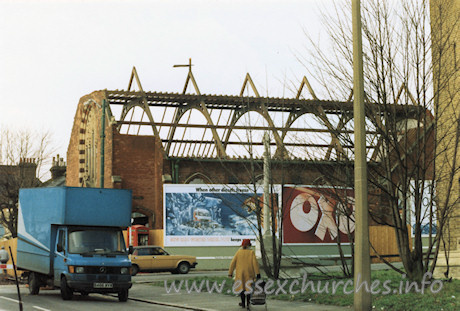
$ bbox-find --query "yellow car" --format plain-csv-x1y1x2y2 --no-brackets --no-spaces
129,246,197,275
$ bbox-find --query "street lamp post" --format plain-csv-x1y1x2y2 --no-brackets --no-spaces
352,0,372,310
100,99,106,188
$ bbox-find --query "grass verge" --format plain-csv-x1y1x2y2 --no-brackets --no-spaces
151,270,459,311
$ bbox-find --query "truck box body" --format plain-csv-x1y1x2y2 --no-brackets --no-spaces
17,187,132,275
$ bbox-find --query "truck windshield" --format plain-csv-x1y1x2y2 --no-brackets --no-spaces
68,228,126,255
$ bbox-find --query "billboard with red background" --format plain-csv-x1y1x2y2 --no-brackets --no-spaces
283,186,355,244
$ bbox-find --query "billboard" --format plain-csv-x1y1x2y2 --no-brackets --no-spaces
283,186,355,244
164,184,279,246
409,181,437,237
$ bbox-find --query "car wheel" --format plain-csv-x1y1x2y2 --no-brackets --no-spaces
132,265,139,276
118,289,129,302
60,276,73,300
28,272,40,295
177,262,190,274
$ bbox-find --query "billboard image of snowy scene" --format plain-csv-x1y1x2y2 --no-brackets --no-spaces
164,184,277,246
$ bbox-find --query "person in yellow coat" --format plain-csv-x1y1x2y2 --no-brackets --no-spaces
228,239,260,309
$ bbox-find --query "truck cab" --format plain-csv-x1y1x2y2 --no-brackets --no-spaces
50,226,131,300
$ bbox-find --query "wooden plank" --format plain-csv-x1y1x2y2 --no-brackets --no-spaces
369,225,407,263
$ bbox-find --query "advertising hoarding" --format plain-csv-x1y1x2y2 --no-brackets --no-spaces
164,184,279,246
283,186,355,244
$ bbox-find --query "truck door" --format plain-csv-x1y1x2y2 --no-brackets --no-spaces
53,228,67,286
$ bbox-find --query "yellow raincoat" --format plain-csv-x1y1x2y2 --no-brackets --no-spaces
228,248,260,293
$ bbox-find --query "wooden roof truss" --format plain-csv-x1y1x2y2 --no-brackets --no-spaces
105,65,421,161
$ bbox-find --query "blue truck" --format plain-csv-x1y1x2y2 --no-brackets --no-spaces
17,187,133,301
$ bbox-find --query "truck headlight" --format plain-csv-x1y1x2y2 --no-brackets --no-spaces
75,266,85,274
68,266,85,273
120,267,129,275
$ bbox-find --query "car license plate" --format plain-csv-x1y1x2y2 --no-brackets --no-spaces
93,282,113,289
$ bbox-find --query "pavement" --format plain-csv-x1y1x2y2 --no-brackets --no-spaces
127,264,403,311
128,282,351,311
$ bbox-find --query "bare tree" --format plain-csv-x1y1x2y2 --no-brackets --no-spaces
213,149,284,279
0,127,55,237
298,0,459,281
217,134,357,279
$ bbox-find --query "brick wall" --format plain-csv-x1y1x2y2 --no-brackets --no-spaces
173,159,323,185
66,91,107,187
112,132,163,229
431,0,460,252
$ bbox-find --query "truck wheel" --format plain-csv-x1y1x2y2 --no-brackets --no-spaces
60,276,73,300
131,265,139,276
28,272,40,295
118,289,128,302
177,262,190,274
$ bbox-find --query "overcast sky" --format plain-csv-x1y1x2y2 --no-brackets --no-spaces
0,0,334,166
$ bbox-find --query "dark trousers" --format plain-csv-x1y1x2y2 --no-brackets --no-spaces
240,292,250,307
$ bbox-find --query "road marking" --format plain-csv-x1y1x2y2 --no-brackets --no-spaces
33,306,51,311
0,296,19,303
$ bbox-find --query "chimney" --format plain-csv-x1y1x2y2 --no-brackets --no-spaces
50,154,66,180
